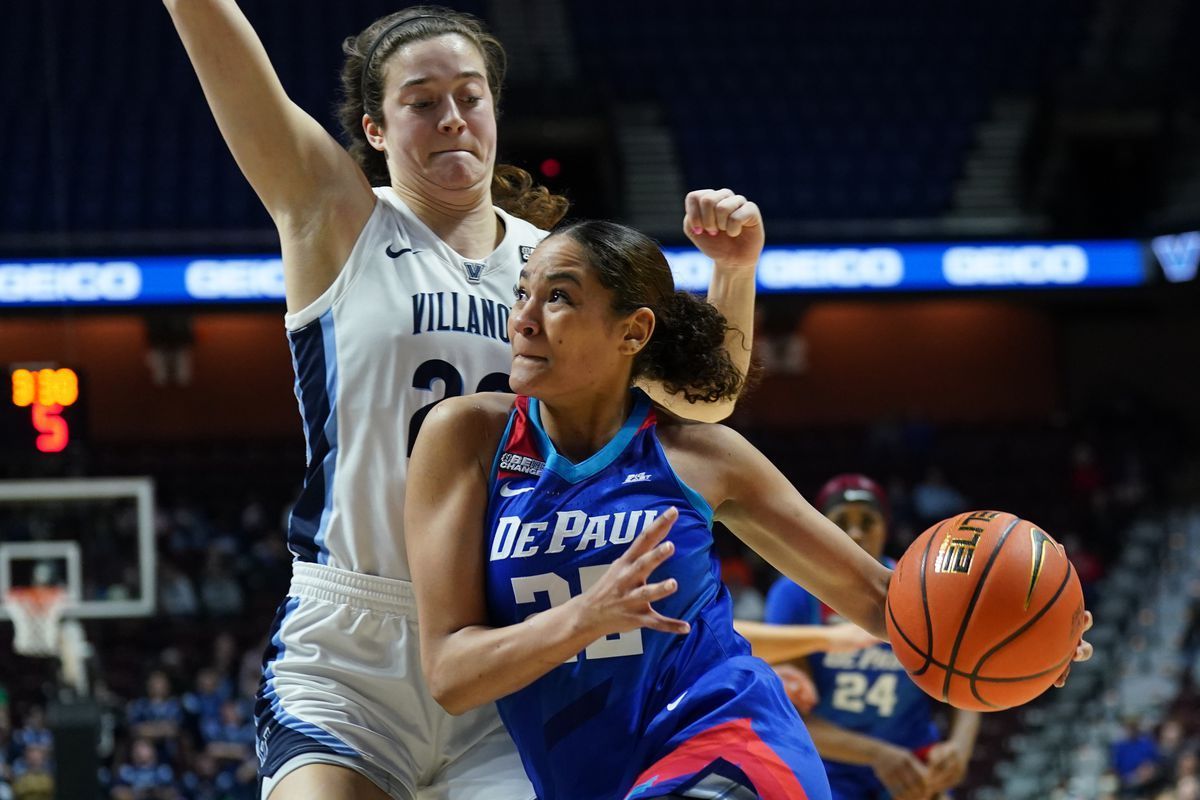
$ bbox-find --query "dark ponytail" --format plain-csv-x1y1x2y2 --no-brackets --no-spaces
638,290,744,404
554,221,744,405
337,7,567,228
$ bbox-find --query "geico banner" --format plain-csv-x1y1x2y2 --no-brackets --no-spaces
0,241,1146,306
0,257,285,306
667,240,1144,293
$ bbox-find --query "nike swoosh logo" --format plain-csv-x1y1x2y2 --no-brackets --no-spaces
386,245,421,258
499,483,535,497
666,691,688,712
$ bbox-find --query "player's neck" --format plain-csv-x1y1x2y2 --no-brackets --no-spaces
538,384,636,465
393,182,503,259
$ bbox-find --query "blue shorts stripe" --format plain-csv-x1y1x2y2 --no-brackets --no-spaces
256,596,357,776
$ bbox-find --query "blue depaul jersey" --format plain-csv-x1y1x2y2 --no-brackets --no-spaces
485,390,755,799
764,571,940,777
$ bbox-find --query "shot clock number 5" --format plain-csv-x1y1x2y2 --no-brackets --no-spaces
10,367,79,453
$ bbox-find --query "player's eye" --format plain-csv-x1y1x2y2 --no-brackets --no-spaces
550,289,571,304
514,285,529,301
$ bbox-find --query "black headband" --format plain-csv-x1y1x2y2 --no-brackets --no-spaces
360,14,447,109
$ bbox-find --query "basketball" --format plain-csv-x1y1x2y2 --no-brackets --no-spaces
885,510,1087,712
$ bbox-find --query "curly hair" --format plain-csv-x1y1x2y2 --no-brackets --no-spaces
553,221,745,405
336,6,567,230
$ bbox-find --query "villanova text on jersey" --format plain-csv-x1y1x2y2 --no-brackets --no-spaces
410,291,510,343
484,391,829,800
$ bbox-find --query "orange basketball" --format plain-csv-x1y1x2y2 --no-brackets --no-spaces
885,510,1087,711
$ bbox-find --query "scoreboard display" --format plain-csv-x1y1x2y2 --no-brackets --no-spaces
4,365,85,455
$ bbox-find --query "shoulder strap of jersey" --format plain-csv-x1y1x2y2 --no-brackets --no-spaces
489,396,548,485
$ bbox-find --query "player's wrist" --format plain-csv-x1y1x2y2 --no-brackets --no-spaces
709,258,759,279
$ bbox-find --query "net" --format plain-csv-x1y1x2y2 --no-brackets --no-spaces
6,586,68,657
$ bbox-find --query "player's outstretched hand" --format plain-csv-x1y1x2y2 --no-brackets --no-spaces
871,743,931,800
1054,609,1094,688
823,622,884,653
682,189,764,272
573,507,690,639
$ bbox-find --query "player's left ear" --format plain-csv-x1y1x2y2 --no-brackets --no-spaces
620,308,655,356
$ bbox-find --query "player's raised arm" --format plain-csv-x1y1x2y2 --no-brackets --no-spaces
162,0,374,309
639,189,762,423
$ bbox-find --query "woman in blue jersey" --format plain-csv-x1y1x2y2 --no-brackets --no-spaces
406,219,1096,800
164,3,761,799
765,474,980,800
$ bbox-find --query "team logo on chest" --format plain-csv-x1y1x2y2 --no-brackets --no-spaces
462,261,486,284
519,245,534,263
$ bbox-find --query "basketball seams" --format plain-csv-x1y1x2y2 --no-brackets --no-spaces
911,518,947,677
965,560,1077,708
938,514,1021,702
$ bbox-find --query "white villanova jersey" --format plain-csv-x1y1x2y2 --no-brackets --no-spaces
283,187,546,580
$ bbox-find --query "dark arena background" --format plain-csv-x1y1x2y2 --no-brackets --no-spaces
2,1,1199,798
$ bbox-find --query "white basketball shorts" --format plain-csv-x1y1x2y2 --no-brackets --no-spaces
255,562,535,800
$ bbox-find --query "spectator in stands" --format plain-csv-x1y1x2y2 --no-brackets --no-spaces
182,668,227,732
8,708,50,761
159,562,199,617
180,752,236,800
199,700,254,771
198,548,243,617
127,671,183,747
111,738,174,800
7,743,51,800
911,465,967,527
1112,716,1163,794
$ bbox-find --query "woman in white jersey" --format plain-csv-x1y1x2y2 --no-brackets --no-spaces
163,4,762,799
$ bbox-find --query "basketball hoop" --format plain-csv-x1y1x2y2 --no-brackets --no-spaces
5,586,69,657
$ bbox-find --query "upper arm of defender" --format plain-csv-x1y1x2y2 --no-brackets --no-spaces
163,0,375,308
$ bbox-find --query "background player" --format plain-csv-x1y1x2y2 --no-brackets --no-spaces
765,474,981,800
405,221,1094,798
163,3,760,799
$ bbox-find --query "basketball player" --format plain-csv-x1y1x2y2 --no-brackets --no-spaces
765,475,979,800
163,4,760,799
406,223,1095,799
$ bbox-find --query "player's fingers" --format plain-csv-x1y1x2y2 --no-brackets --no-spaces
683,191,705,235
723,201,762,239
630,577,678,605
1082,609,1094,633
713,194,747,234
623,507,678,560
698,188,734,234
1053,663,1071,688
631,539,676,580
1073,638,1094,663
643,609,690,635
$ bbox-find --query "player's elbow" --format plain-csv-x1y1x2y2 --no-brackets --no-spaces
428,682,475,717
422,653,476,716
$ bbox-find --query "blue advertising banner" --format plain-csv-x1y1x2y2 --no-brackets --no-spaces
0,239,1152,308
